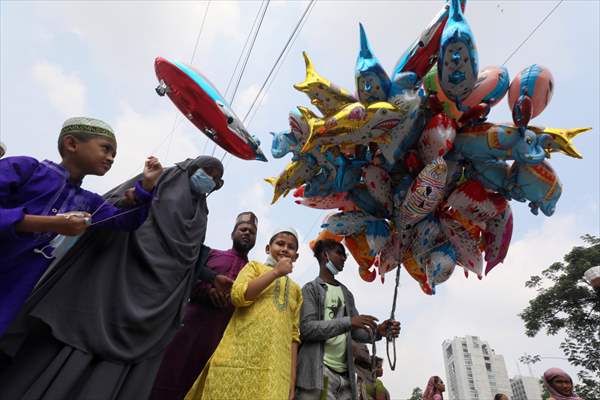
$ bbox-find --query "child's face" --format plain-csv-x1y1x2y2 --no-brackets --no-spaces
266,233,299,262
66,136,117,176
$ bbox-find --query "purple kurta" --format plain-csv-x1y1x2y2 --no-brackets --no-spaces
0,156,153,336
149,248,248,400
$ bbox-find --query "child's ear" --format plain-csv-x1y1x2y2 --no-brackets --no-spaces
292,252,299,262
63,136,78,154
265,244,270,255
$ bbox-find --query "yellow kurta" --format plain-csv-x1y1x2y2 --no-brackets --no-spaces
185,261,302,400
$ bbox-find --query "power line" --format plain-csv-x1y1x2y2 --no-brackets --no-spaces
190,0,212,65
245,0,317,128
242,0,316,123
224,1,267,100
229,0,271,106
212,0,271,156
222,0,317,167
502,0,563,66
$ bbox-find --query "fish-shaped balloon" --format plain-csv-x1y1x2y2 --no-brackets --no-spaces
363,164,393,215
265,159,320,204
345,233,376,282
438,0,479,104
355,23,391,104
402,250,433,295
294,52,357,117
293,186,358,211
440,208,483,278
418,113,457,164
483,203,513,275
426,243,457,293
321,211,376,237
299,102,402,153
446,179,507,222
393,0,466,80
366,219,392,256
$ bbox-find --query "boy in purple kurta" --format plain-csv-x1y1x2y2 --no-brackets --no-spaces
149,212,258,400
0,116,163,336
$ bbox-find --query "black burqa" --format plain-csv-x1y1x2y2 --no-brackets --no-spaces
0,156,223,400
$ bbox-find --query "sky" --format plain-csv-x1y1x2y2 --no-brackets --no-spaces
1,1,599,398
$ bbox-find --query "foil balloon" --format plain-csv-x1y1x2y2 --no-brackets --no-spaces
396,157,448,229
265,159,320,204
299,102,401,153
462,65,510,108
380,73,426,164
392,0,466,80
529,126,592,159
154,57,266,161
418,113,457,164
345,233,376,282
365,219,392,255
483,203,513,275
293,186,358,211
455,123,549,164
294,52,357,117
348,185,390,219
270,109,313,158
508,64,554,120
363,164,393,215
438,0,479,104
321,211,376,237
440,208,483,278
446,180,507,222
508,160,562,216
427,243,457,290
467,159,510,192
355,23,391,104
402,250,433,295
423,65,463,119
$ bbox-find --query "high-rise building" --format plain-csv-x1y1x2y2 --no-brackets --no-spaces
510,375,543,400
442,335,512,400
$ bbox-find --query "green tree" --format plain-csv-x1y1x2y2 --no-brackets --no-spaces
520,235,600,399
408,386,423,400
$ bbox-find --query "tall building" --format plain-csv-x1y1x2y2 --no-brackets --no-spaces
510,375,543,400
442,335,512,400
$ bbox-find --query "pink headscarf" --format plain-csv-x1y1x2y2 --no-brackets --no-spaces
543,368,582,400
423,376,443,400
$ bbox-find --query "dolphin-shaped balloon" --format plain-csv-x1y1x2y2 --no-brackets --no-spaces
355,23,391,104
294,52,357,117
437,0,478,104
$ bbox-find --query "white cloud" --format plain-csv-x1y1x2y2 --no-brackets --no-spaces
31,61,86,117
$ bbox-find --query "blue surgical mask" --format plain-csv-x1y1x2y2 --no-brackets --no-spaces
325,254,339,276
190,168,216,195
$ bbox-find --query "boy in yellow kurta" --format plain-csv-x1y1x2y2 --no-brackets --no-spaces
185,227,303,400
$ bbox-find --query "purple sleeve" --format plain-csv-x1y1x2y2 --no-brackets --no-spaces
0,157,39,238
89,180,154,232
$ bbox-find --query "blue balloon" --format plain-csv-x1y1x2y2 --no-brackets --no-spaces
355,23,391,104
438,0,478,104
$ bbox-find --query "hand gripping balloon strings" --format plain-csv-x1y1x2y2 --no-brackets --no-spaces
386,264,401,371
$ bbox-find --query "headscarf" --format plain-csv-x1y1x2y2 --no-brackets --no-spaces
59,116,116,145
423,376,443,400
543,368,582,400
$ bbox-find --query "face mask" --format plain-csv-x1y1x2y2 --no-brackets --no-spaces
34,234,80,260
325,253,339,276
190,168,216,195
265,254,277,267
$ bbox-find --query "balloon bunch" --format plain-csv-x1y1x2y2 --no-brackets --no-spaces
266,0,591,294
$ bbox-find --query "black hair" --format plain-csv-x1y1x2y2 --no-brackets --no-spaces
313,239,344,262
494,394,507,400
